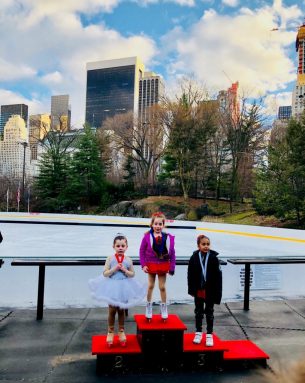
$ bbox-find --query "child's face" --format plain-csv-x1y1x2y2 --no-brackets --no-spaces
113,239,128,254
198,238,210,253
152,217,164,234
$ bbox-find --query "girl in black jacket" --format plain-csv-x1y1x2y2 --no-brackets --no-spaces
187,234,222,346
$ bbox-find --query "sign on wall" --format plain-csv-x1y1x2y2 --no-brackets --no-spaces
239,265,282,290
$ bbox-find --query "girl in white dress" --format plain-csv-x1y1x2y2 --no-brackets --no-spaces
89,234,146,347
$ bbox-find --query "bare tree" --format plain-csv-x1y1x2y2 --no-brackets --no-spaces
219,97,266,210
159,78,217,200
0,176,19,211
102,110,166,188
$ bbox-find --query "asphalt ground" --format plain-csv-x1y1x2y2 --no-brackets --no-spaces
1,299,305,383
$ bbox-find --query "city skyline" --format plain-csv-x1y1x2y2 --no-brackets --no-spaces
0,0,303,128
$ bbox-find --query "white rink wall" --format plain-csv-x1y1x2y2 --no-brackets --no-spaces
0,212,305,308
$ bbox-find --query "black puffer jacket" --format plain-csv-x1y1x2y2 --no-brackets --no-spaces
187,249,222,304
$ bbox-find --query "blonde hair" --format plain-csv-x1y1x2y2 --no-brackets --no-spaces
150,212,166,227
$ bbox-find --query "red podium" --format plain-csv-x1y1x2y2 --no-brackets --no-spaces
92,314,269,374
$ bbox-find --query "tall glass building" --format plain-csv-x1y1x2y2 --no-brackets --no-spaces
51,95,71,130
278,106,292,120
138,71,164,124
85,57,144,128
0,104,28,136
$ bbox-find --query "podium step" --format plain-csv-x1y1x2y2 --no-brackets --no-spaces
135,314,186,356
183,333,229,353
92,334,141,355
223,340,269,361
134,314,187,331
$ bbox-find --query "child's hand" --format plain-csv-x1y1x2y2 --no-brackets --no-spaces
115,264,121,271
120,265,127,273
142,266,149,273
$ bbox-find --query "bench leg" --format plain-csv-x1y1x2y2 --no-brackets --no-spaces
37,265,45,320
244,264,250,311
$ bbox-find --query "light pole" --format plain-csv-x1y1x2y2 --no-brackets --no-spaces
19,141,28,208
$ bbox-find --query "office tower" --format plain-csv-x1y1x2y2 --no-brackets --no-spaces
292,22,305,118
0,104,28,136
0,115,31,179
85,57,145,127
278,106,292,120
29,114,51,160
217,82,240,123
51,95,71,131
138,71,165,124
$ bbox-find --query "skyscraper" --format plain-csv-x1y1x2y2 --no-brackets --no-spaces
51,95,71,131
85,57,145,127
0,104,28,136
29,114,51,160
292,22,305,118
0,115,31,179
278,106,292,120
217,81,240,122
138,71,164,124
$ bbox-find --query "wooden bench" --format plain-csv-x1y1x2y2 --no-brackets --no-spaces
11,258,227,320
227,257,305,311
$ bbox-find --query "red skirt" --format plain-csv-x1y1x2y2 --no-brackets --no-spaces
197,289,206,299
147,262,170,275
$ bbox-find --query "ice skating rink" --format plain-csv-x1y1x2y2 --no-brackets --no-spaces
1,212,305,308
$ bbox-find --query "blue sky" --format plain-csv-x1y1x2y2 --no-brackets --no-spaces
0,0,304,127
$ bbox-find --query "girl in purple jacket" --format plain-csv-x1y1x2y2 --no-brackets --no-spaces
139,212,176,320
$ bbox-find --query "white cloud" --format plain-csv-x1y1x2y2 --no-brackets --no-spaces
222,0,239,7
0,0,302,127
137,0,195,6
162,1,302,99
41,71,63,85
6,0,120,26
263,91,292,116
0,1,157,127
0,89,49,116
0,59,36,81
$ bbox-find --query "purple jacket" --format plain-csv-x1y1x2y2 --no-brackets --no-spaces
139,231,176,273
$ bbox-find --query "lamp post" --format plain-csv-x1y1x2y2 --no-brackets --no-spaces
19,141,28,208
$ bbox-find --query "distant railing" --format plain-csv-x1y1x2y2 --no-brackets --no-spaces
227,257,305,310
11,257,227,320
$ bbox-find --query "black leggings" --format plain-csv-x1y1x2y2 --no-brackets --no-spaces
194,297,214,334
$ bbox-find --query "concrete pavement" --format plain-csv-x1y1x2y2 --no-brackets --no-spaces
1,299,305,382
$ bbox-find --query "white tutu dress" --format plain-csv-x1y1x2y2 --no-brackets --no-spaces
89,255,146,309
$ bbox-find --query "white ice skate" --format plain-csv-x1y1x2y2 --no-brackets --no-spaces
205,333,214,347
160,303,168,321
193,332,202,344
145,302,152,321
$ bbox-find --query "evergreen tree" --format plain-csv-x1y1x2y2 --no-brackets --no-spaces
254,115,305,225
123,155,136,187
66,126,106,207
34,128,77,211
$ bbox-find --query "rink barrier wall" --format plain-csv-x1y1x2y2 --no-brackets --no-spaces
10,257,227,320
